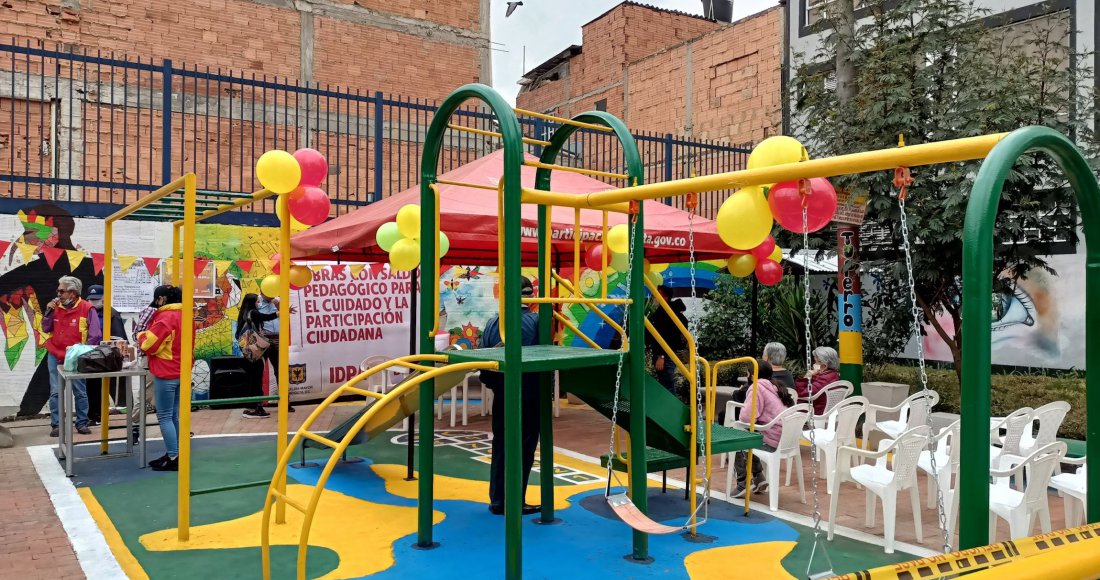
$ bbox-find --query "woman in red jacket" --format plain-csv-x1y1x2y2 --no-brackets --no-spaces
795,346,842,415
138,287,187,471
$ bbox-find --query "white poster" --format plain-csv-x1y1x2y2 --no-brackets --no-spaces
110,261,164,313
286,263,417,399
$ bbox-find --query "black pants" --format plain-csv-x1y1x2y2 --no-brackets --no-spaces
735,443,777,487
487,372,542,509
256,338,279,411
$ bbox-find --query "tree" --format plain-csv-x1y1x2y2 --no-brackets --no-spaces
793,0,1097,377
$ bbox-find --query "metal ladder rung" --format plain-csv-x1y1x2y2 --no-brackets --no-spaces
301,431,340,449
512,108,614,132
270,489,307,513
523,160,629,181
445,124,552,147
341,385,385,399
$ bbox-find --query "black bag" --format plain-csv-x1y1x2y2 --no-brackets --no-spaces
77,345,124,374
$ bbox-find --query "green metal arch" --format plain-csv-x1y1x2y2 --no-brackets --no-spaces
959,125,1100,549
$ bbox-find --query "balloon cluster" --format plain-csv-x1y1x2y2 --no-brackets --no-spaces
715,136,838,286
583,224,665,288
374,204,450,272
255,148,332,292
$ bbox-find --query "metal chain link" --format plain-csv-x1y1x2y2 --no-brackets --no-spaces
688,208,709,509
802,207,826,539
899,196,951,553
605,212,639,490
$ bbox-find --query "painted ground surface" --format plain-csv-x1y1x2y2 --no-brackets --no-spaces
74,431,916,579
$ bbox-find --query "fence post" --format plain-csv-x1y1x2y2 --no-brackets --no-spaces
161,59,173,184
532,118,546,157
373,91,384,202
663,133,674,205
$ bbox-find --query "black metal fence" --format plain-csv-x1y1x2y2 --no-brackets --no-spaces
0,38,750,223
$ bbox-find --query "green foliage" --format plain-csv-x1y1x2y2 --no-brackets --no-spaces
761,278,837,375
696,275,755,369
793,0,1097,370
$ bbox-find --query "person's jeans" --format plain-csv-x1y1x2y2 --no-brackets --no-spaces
153,377,181,458
47,353,88,428
735,443,777,488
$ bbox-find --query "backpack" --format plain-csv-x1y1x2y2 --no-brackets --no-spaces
77,345,124,374
64,344,97,372
237,321,271,363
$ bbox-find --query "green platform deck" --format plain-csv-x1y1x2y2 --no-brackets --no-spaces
600,447,689,473
445,345,623,372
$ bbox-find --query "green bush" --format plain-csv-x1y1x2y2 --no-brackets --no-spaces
865,364,1086,440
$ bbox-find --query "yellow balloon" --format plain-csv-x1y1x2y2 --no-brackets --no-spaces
650,262,669,273
727,254,757,277
747,136,808,170
260,274,282,297
288,265,313,288
396,205,421,240
256,150,302,194
646,271,663,288
643,259,652,273
609,250,629,272
389,238,421,271
607,224,629,254
768,246,783,263
716,187,773,250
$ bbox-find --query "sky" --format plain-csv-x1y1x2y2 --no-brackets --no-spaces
489,0,779,104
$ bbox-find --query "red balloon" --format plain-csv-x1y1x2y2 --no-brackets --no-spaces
767,178,838,233
293,148,328,187
755,259,783,286
750,236,776,260
584,244,606,271
271,253,281,275
289,186,331,226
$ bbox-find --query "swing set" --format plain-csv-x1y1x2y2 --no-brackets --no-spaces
261,82,1100,580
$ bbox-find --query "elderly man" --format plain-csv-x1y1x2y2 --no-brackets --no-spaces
762,342,795,393
42,276,102,437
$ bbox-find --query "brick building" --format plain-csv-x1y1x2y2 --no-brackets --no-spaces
517,2,782,146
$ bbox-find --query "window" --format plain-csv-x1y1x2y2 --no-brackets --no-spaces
594,99,607,112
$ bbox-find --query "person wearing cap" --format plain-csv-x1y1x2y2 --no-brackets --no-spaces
85,284,128,424
41,275,101,437
479,276,542,516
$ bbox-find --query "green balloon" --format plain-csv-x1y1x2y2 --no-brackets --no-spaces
439,232,450,257
376,222,402,252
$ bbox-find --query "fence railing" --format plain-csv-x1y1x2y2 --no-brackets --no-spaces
0,38,751,223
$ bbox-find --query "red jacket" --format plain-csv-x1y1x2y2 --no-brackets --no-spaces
795,368,842,415
41,298,101,360
139,304,191,379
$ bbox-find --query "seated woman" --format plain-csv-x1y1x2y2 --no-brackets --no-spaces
732,359,795,499
794,346,842,415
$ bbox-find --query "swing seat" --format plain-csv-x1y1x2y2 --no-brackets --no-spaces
606,493,686,535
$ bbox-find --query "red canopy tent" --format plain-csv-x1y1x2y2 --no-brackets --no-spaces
291,150,733,265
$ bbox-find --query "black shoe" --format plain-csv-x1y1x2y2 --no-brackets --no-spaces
151,456,178,471
752,480,769,495
242,407,270,419
49,426,59,437
488,504,504,515
148,454,170,468
75,424,92,435
132,428,140,445
288,406,296,412
731,485,748,499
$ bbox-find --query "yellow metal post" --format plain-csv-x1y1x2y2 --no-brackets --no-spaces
172,222,181,284
101,222,114,454
178,173,197,541
276,194,291,524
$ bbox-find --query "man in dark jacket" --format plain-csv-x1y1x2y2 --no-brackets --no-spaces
479,277,542,516
86,285,128,423
645,285,688,397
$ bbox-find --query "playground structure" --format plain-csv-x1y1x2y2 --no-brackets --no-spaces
248,83,1100,579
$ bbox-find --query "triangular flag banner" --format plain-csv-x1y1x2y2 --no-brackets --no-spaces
310,265,327,274
118,255,138,272
369,263,386,277
215,261,232,278
66,249,85,271
143,257,161,277
331,264,347,276
235,260,254,273
0,240,10,258
349,264,366,278
40,246,63,269
193,259,211,278
18,243,38,264
260,260,276,273
91,253,106,275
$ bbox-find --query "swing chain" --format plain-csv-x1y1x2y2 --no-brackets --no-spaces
803,207,834,580
688,204,709,506
605,212,639,490
898,192,952,553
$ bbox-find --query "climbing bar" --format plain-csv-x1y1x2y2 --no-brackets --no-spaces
513,107,614,132
709,356,759,517
446,123,552,147
534,133,1011,209
522,297,631,305
148,202,221,213
643,319,689,378
107,175,188,222
192,395,280,407
269,489,306,513
520,188,632,214
431,183,443,338
574,208,582,289
301,431,340,450
434,179,499,191
551,273,626,342
524,160,630,181
395,362,438,373
190,479,270,497
174,188,279,226
173,188,256,199
553,311,600,349
339,385,386,400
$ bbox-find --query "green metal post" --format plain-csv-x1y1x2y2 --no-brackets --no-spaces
960,126,1100,548
416,86,524,563
536,201,557,522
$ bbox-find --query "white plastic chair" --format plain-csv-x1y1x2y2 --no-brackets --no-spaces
863,391,939,451
359,355,392,394
804,396,866,494
989,441,1066,541
990,407,1033,485
1018,401,1070,459
1050,456,1087,527
727,402,811,512
918,420,961,547
804,380,854,430
828,425,931,554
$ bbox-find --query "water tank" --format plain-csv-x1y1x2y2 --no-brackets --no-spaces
701,0,734,22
